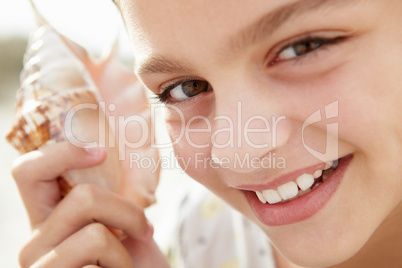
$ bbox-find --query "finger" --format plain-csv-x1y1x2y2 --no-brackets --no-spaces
12,141,106,183
22,184,152,263
11,141,106,227
122,235,173,268
21,223,133,268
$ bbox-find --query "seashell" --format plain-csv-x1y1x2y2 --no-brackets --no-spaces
6,1,121,198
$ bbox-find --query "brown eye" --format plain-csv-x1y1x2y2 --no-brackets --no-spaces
170,80,211,100
277,39,324,60
292,40,323,56
274,35,345,64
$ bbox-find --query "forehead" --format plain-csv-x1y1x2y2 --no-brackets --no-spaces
119,0,365,74
120,0,284,60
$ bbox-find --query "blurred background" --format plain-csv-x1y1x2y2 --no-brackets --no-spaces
1,0,34,266
0,0,198,266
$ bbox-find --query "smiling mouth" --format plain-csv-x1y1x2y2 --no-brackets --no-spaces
255,159,340,204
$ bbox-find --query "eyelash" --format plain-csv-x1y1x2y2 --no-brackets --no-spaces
155,77,199,104
155,34,346,104
269,34,346,66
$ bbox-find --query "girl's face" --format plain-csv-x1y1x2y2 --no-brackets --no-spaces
120,0,402,266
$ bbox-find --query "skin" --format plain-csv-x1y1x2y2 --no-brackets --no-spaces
14,0,401,267
13,142,167,267
118,0,402,267
13,47,167,267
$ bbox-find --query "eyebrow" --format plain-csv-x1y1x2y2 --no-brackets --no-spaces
135,55,194,76
136,0,359,76
230,0,359,52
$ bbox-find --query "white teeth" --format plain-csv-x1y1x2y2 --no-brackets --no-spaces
255,160,342,204
313,169,323,179
333,159,339,168
262,189,282,204
296,173,315,191
256,191,267,203
324,162,332,170
277,181,298,200
297,187,311,197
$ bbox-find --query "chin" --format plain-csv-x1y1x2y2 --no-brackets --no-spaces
278,242,359,267
257,201,381,268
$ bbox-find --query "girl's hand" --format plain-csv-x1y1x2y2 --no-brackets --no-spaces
12,141,169,268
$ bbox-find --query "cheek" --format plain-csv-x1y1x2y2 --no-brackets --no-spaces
166,117,235,196
339,29,402,151
166,119,213,177
162,95,216,174
279,49,401,158
336,55,402,161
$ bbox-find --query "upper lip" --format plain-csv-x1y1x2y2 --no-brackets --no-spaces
233,160,338,192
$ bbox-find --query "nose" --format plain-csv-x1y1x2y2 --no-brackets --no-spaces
210,79,291,173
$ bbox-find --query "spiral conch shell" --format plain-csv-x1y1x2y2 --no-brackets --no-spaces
6,4,121,198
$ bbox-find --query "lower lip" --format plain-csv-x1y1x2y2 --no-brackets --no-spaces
243,155,353,226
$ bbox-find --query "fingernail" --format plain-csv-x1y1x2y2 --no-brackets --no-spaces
84,147,102,156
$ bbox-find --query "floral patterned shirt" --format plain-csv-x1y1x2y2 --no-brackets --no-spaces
165,186,276,268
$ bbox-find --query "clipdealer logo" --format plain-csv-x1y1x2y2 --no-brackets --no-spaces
63,100,339,167
302,101,339,163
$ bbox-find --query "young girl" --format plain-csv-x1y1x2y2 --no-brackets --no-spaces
13,0,402,267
